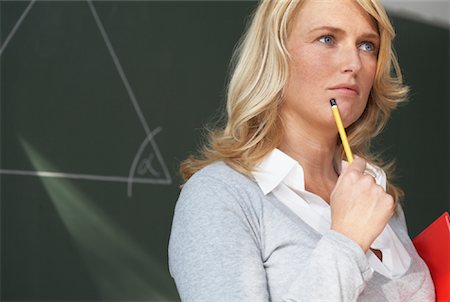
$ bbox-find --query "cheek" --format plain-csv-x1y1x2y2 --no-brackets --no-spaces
362,72,374,101
356,62,377,113
295,48,332,83
286,48,333,105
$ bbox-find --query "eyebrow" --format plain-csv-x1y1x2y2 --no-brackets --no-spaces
308,25,380,40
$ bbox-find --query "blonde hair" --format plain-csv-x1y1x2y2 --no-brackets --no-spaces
180,0,408,205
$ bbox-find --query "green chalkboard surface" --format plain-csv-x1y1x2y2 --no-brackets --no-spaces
1,1,448,301
1,1,256,300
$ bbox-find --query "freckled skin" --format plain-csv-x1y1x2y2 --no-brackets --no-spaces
281,0,379,132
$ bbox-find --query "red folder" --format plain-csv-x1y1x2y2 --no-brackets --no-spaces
413,212,450,301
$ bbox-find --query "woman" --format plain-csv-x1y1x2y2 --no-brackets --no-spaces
169,0,435,301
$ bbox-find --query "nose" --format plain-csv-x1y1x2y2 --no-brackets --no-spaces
340,45,362,74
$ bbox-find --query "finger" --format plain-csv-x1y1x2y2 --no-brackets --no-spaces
363,168,377,178
345,157,366,174
362,174,376,186
340,160,350,174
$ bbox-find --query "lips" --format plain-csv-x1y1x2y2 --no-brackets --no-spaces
328,84,360,96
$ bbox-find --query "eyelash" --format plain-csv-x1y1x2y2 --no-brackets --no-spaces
318,35,377,53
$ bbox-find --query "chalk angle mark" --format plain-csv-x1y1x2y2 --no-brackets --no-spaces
0,0,173,193
127,127,172,197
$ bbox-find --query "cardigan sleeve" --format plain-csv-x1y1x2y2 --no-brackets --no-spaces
283,230,373,301
168,173,373,301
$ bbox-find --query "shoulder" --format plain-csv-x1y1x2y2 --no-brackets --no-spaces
175,161,265,218
170,161,266,254
169,162,269,300
182,161,259,197
191,161,253,183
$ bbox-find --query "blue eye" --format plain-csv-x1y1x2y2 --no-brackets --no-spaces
319,35,335,45
360,41,376,52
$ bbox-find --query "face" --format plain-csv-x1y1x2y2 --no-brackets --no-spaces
281,0,380,133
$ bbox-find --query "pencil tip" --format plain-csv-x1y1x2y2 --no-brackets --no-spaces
330,99,336,106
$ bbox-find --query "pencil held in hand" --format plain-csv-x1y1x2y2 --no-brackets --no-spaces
330,99,354,163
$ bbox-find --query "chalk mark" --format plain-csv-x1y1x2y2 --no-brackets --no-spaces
0,0,36,57
87,0,172,188
0,1,173,192
137,153,160,177
0,169,170,185
127,127,169,197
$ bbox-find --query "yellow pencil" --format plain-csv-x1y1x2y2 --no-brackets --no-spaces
330,99,354,163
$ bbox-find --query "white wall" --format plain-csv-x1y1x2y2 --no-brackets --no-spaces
382,0,450,28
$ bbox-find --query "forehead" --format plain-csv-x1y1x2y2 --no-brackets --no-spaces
292,0,379,35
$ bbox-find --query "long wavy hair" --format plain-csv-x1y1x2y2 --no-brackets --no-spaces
180,0,408,206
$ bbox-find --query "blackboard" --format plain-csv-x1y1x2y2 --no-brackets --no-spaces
1,1,448,301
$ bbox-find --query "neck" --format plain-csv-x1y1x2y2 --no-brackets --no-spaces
279,130,339,178
278,112,340,200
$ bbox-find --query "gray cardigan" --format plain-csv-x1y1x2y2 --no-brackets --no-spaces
168,162,434,301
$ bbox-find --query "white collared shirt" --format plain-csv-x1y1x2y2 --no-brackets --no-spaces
252,148,411,279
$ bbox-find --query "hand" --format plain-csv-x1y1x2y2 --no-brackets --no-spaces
330,157,395,252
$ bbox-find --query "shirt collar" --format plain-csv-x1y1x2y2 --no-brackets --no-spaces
252,148,387,195
252,149,302,195
252,148,304,195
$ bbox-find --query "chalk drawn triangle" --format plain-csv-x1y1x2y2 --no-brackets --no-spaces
0,0,172,196
87,0,172,195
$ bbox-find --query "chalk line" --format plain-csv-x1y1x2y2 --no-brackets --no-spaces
0,168,171,185
0,0,36,57
87,0,172,185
